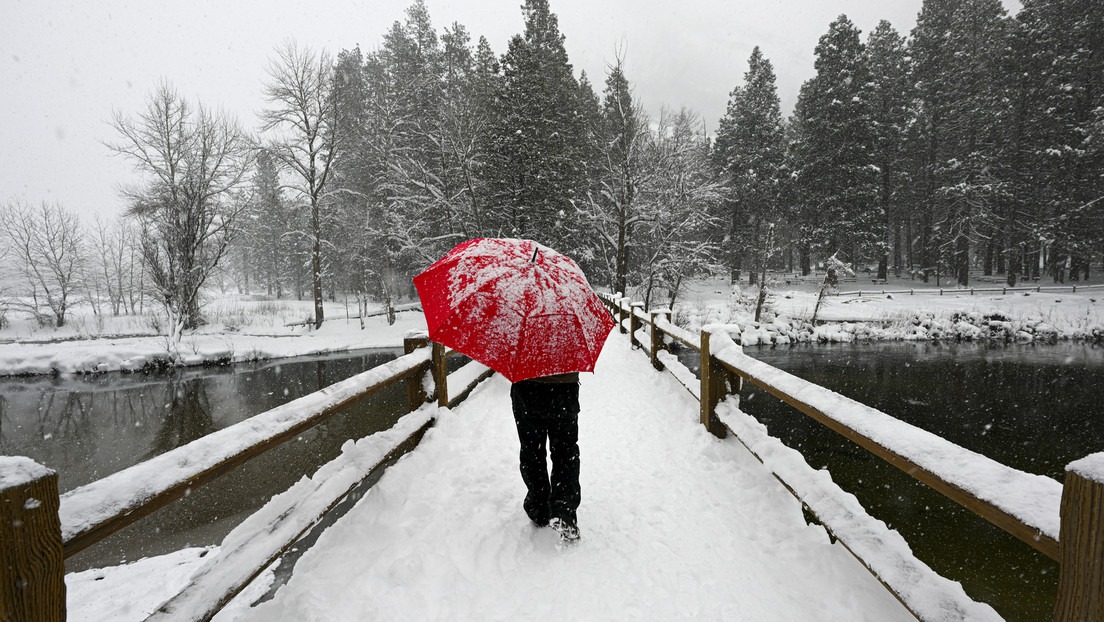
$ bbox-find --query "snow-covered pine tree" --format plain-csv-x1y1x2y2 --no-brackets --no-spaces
1016,0,1104,282
910,0,1012,286
597,57,649,296
713,46,785,286
485,0,589,254
865,22,913,281
787,16,878,276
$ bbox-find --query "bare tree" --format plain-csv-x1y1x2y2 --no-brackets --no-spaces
86,216,141,316
108,83,253,346
0,200,84,327
261,41,339,329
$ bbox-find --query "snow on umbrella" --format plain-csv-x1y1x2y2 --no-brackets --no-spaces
413,238,615,383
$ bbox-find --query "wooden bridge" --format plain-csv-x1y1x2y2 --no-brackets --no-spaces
2,293,1103,621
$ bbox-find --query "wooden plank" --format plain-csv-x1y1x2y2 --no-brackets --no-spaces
715,354,1061,561
0,458,64,622
145,417,436,622
60,351,432,558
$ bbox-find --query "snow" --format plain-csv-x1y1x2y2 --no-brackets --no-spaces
0,456,54,489
207,336,916,621
673,275,1104,346
716,403,1003,621
414,237,614,383
0,455,52,488
1067,452,1104,484
65,335,934,621
147,408,437,621
1,274,1099,379
0,298,428,376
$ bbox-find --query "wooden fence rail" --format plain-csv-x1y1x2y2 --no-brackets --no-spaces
2,331,494,622
598,292,1104,622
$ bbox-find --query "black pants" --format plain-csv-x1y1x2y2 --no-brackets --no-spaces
510,379,581,526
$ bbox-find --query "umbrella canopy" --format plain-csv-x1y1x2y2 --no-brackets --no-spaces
413,238,615,383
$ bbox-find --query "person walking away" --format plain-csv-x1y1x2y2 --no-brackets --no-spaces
510,371,581,543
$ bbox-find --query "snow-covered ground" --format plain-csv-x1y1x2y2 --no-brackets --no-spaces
672,274,1104,346
2,274,1102,377
0,297,428,376
68,336,925,622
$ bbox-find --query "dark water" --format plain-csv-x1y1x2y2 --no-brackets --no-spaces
0,349,419,572
679,341,1104,622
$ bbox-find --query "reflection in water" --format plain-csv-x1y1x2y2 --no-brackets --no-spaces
148,380,217,458
685,341,1104,622
0,349,417,572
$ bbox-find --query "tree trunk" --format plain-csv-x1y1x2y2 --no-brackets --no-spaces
956,234,970,286
311,202,325,329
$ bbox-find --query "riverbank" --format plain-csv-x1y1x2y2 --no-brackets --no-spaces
676,275,1104,346
0,297,428,376
1,279,1101,376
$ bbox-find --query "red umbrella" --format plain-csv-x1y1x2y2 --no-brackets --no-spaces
413,238,615,383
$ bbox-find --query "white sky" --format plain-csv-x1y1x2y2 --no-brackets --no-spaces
2,0,1021,220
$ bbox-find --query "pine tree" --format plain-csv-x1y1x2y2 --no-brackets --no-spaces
787,16,877,274
248,148,296,298
598,58,647,294
911,0,1012,285
1016,0,1104,282
485,0,588,253
865,22,913,280
713,46,786,285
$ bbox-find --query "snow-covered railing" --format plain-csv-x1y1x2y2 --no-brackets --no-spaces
1,330,496,622
597,291,1104,622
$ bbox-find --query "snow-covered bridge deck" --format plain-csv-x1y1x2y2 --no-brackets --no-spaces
229,336,912,621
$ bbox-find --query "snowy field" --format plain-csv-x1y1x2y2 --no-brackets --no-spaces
1,274,1102,377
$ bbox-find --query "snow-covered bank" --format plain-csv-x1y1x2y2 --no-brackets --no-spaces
2,279,1102,377
0,299,426,376
675,277,1104,347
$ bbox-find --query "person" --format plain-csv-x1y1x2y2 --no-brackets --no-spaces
510,372,581,544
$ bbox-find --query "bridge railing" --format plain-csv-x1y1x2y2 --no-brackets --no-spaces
599,292,1104,622
0,332,493,622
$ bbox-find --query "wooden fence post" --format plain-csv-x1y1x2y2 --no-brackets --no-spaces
1054,454,1104,621
617,295,628,334
649,309,671,371
431,341,449,408
1,457,64,622
628,302,644,348
403,331,430,412
699,328,739,439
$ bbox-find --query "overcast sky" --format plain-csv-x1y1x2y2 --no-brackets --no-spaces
2,0,1021,219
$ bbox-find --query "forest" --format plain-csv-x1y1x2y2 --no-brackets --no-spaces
1,0,1101,333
